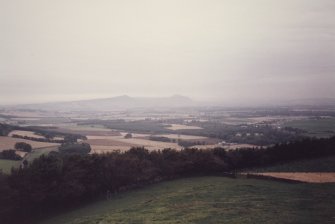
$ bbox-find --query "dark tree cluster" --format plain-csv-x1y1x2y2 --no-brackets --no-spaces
0,123,87,144
124,133,133,139
0,137,334,223
58,143,91,154
14,142,32,153
177,140,207,147
0,142,33,161
177,122,304,145
11,133,85,144
149,136,173,142
0,123,14,136
0,150,22,161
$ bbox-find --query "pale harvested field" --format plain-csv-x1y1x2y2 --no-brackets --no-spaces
11,118,41,121
119,132,151,138
52,136,64,141
192,143,259,150
86,135,133,140
86,133,182,153
56,127,121,136
85,139,139,147
251,172,335,183
249,116,308,123
155,134,207,140
165,124,203,130
0,136,59,151
86,132,223,153
61,125,111,132
118,138,182,151
15,150,27,158
9,130,46,139
87,134,207,141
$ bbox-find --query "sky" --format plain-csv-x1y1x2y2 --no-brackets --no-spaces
0,0,334,105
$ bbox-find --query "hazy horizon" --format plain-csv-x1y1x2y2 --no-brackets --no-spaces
1,0,334,105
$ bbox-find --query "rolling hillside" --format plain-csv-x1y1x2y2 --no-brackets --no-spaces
41,176,335,224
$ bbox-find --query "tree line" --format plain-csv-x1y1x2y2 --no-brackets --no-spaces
0,142,32,161
0,123,86,143
0,136,334,223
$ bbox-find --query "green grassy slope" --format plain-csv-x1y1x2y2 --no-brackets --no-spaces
41,177,335,224
25,146,58,163
0,159,20,174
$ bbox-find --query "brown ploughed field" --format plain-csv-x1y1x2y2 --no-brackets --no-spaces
249,172,335,183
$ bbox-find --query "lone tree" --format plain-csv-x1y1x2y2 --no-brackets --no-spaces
14,142,32,152
124,133,133,139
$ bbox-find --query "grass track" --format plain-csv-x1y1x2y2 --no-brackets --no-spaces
41,176,335,224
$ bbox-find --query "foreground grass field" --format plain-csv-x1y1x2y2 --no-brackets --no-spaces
41,176,335,224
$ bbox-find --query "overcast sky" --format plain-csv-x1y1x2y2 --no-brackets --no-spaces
0,0,334,105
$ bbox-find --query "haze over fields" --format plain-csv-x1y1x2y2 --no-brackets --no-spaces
1,0,334,105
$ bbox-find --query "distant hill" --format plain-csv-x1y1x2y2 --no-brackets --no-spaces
212,98,335,108
285,98,335,107
4,96,335,111
11,95,195,111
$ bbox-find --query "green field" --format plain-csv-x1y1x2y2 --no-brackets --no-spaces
0,159,20,174
25,146,58,163
40,176,335,224
284,117,335,138
0,147,57,174
248,156,335,173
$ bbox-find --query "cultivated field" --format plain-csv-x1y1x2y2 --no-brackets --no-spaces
55,124,121,136
8,130,46,139
0,136,59,151
244,156,335,183
248,156,335,173
15,150,27,158
86,133,183,153
25,146,59,162
155,133,207,140
165,124,203,130
85,131,253,153
248,172,335,183
40,176,335,224
0,146,58,173
193,143,259,150
283,117,335,138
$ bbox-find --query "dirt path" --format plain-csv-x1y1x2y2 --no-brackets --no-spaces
246,172,335,183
